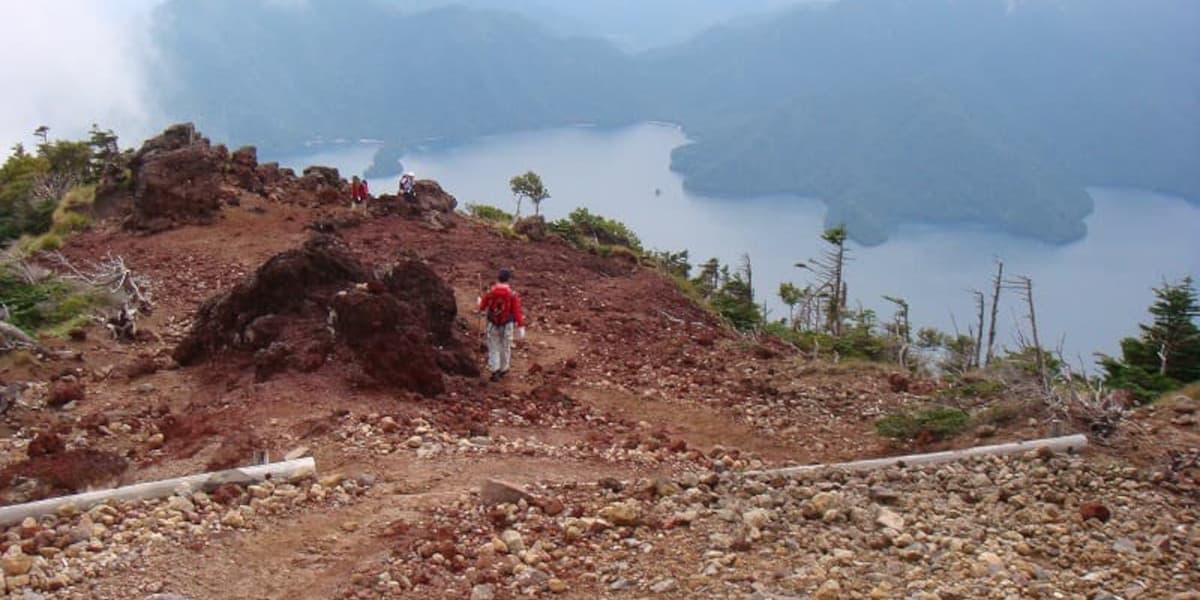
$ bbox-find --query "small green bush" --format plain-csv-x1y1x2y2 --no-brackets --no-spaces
939,377,1007,400
58,184,95,212
51,211,91,235
550,207,642,252
972,400,1027,427
11,232,63,255
465,203,513,223
32,232,63,251
875,406,969,441
0,267,105,336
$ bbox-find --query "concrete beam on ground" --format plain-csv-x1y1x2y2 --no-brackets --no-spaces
746,434,1088,478
0,457,317,526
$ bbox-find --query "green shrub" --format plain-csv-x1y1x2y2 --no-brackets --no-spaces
51,211,91,235
465,203,513,223
32,232,62,251
647,249,690,279
58,184,95,211
875,406,969,441
12,232,63,254
0,267,105,336
598,244,640,263
550,207,642,251
50,185,95,235
972,400,1028,427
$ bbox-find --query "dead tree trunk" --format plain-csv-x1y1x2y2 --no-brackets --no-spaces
971,289,985,370
0,321,50,355
831,250,844,336
1009,275,1048,392
883,295,912,368
985,259,1004,367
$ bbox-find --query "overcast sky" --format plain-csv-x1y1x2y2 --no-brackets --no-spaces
0,0,162,151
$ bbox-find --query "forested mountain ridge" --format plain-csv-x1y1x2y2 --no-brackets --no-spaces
152,1,646,153
150,0,1199,244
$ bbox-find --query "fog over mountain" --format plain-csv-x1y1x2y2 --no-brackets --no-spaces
144,0,1198,245
0,0,161,150
5,0,1194,245
382,0,812,51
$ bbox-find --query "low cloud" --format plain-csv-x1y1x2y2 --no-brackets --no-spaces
0,0,162,151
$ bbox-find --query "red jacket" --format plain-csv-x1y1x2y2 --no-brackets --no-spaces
479,283,525,327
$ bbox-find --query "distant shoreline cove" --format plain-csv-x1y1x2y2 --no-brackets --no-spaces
300,122,1200,248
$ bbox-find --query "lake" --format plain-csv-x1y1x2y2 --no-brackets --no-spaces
277,123,1200,365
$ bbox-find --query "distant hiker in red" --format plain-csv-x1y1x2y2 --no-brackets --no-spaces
478,268,526,382
350,175,370,211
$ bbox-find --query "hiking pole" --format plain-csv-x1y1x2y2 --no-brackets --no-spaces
476,273,487,348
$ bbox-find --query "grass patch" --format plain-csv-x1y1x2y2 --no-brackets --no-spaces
938,376,1007,400
971,399,1029,428
0,266,108,337
40,313,94,338
1182,382,1200,401
14,232,63,256
464,203,513,224
875,405,970,441
1157,382,1200,404
51,211,91,235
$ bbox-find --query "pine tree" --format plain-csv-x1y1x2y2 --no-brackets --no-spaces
1101,277,1200,402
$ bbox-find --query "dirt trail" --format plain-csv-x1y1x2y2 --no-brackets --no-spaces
87,453,646,599
568,387,805,463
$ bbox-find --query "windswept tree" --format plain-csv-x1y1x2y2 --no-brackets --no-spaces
509,171,550,217
779,282,803,327
692,258,721,299
87,124,121,180
796,224,849,336
1102,277,1200,402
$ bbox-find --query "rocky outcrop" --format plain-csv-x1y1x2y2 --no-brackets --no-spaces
124,123,230,232
173,234,476,395
94,123,350,232
514,215,548,240
373,180,459,230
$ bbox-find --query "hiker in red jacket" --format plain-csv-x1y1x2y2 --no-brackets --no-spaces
350,176,370,211
478,268,526,382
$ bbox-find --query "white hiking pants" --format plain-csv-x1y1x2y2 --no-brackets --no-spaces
487,322,514,373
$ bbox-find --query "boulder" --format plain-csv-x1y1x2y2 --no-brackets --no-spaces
514,215,547,240
480,479,534,506
412,179,457,213
125,123,230,231
172,234,475,395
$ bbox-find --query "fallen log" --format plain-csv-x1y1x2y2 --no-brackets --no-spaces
0,457,316,526
747,434,1087,478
